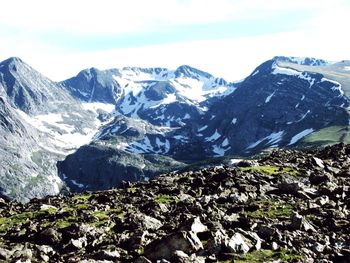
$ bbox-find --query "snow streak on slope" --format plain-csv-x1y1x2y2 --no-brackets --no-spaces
247,131,285,149
16,103,115,154
82,102,115,114
288,129,315,145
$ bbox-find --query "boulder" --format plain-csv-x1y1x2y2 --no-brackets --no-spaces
144,231,203,261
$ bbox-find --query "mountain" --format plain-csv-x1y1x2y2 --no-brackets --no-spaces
1,56,350,201
56,56,350,193
0,143,349,262
0,57,75,115
203,58,349,155
0,57,112,202
61,67,121,104
62,65,236,127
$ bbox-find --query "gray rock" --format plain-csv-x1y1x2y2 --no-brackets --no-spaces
70,237,87,249
312,157,325,168
38,228,62,245
0,247,12,260
132,213,163,231
290,213,316,232
225,232,252,253
145,231,203,261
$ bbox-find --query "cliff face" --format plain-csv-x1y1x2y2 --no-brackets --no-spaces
0,143,349,262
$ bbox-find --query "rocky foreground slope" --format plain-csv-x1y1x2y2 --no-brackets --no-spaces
0,144,349,262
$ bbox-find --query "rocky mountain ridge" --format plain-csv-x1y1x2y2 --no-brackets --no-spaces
58,56,350,193
0,57,112,202
0,143,349,262
1,56,350,202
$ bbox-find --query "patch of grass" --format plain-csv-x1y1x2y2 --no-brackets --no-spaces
93,211,109,220
302,126,350,146
55,216,78,229
73,203,89,210
235,249,303,262
240,165,298,176
127,187,137,194
72,193,92,201
0,209,56,233
155,195,175,204
94,220,109,227
243,199,294,219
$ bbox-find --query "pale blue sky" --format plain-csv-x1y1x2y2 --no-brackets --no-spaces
1,0,349,81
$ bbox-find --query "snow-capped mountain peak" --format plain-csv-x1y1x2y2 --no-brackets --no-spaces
62,65,236,127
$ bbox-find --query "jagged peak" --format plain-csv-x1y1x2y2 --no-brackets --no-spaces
121,66,168,73
0,57,24,65
174,65,213,79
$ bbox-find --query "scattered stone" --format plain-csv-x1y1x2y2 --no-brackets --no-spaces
0,247,12,260
312,157,325,168
70,237,87,249
226,232,252,253
0,143,349,262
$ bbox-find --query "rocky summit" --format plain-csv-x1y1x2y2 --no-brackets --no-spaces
0,143,349,262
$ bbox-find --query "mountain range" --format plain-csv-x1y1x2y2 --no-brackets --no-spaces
0,56,349,202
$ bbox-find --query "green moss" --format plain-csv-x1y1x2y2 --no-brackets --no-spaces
94,220,109,227
55,216,78,229
243,199,294,219
240,165,298,176
106,208,125,219
235,249,303,262
155,195,175,204
74,203,89,210
0,209,56,233
127,187,137,193
93,211,109,220
302,125,350,146
72,193,92,201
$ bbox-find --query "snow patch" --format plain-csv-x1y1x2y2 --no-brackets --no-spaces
321,78,344,95
344,66,350,71
213,143,231,156
71,179,85,188
149,93,177,109
82,102,115,114
273,65,315,88
206,129,221,142
183,113,191,119
251,70,259,76
222,138,230,147
272,65,301,76
247,131,285,149
116,142,129,150
299,110,311,122
288,128,314,145
16,106,104,153
265,91,275,103
213,145,225,156
198,125,208,132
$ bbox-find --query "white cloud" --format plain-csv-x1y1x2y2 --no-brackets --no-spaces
0,0,349,82
1,0,347,34
10,27,348,83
